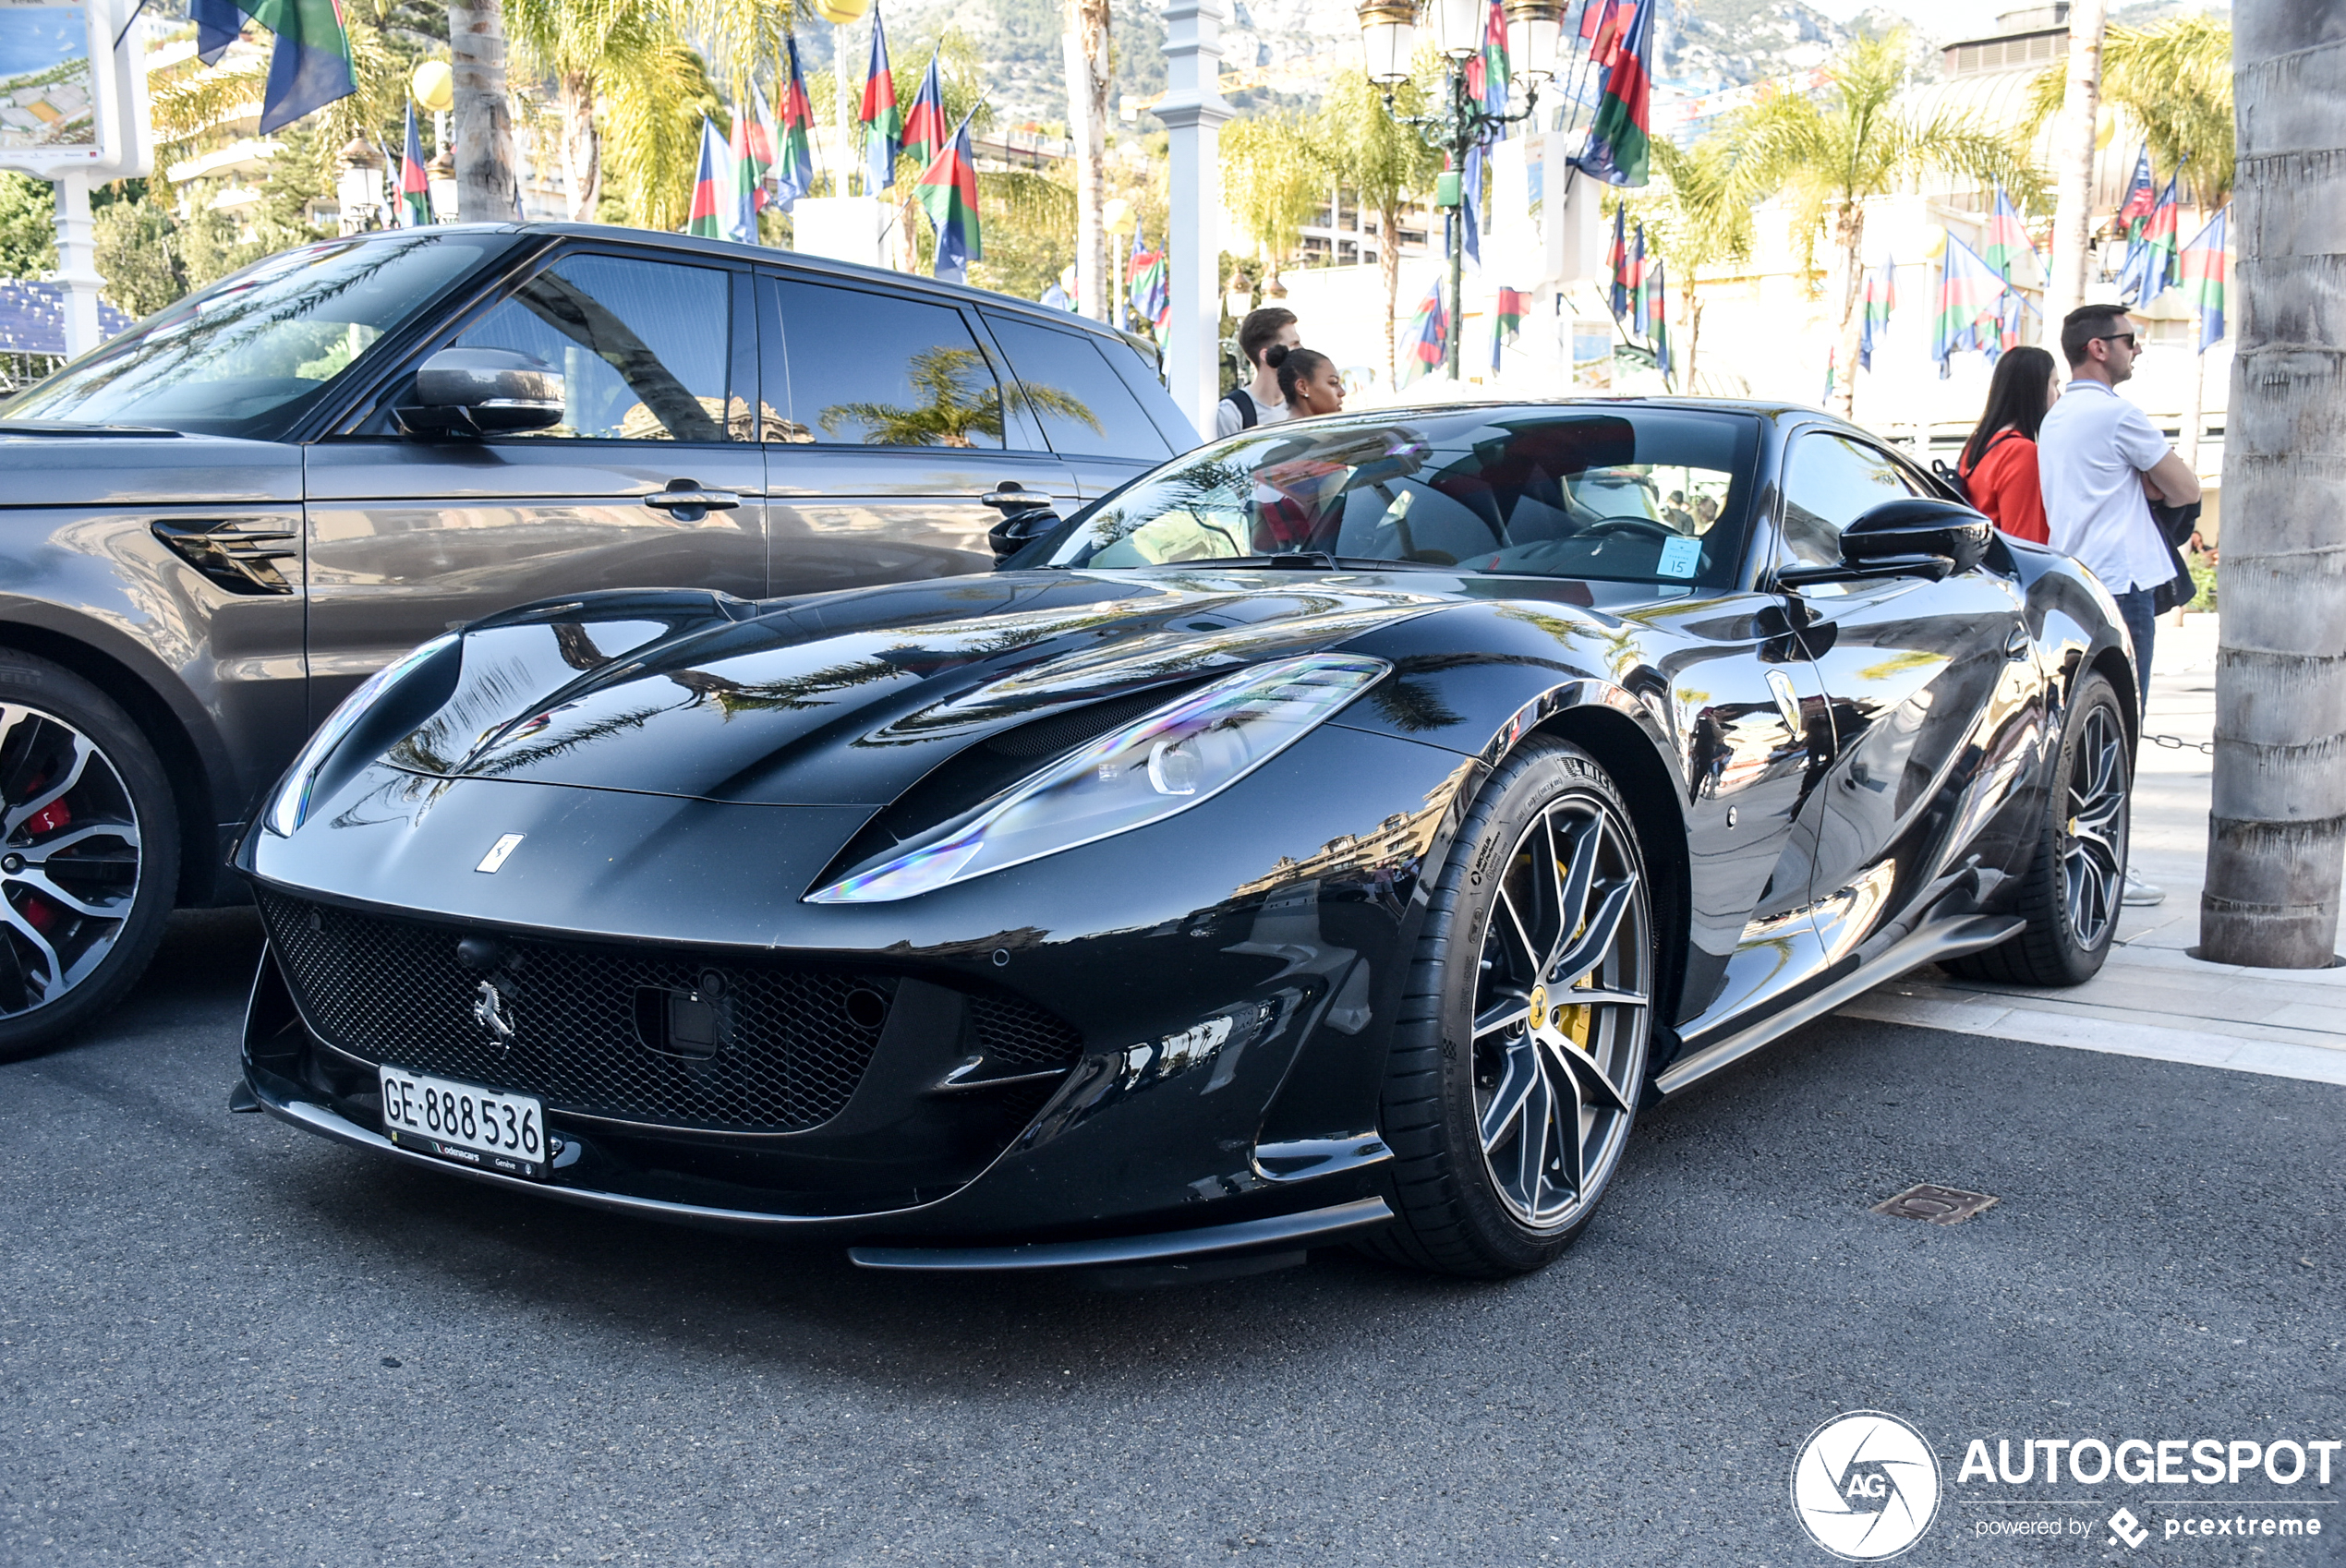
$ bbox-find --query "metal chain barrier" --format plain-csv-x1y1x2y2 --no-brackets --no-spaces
2145,733,2217,754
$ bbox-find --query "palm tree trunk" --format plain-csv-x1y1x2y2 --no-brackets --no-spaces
1381,199,1402,390
557,68,599,222
2044,0,2108,324
1832,202,1864,419
448,0,520,223
1063,0,1111,321
2199,1,2346,969
1686,290,1703,392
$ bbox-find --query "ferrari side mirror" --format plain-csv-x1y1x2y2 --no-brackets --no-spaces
1778,497,1991,588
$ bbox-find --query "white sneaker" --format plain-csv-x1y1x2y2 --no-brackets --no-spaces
2121,874,2167,907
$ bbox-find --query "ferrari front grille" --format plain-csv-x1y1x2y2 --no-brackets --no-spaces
253,889,1080,1133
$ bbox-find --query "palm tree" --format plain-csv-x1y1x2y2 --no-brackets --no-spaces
2042,0,2108,323
1314,67,1440,391
2026,15,2233,209
2200,1,2346,969
1625,138,1753,392
1221,114,1326,300
505,0,687,222
448,0,521,222
1715,32,2038,417
1063,0,1112,321
819,346,1099,447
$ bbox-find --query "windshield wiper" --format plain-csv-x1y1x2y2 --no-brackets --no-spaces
0,420,181,437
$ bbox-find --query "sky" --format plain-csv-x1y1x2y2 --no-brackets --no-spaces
0,6,90,82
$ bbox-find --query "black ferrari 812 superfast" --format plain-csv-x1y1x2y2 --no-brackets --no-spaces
235,401,2140,1279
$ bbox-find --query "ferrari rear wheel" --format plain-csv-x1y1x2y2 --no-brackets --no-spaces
0,653,178,1063
1944,669,2131,988
1366,738,1654,1278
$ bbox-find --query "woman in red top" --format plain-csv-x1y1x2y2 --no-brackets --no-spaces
1957,344,2059,544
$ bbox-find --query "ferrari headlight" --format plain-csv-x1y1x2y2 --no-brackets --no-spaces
264,633,459,836
807,653,1388,903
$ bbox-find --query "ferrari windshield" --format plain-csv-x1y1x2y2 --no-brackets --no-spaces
2,232,511,440
1048,405,1762,588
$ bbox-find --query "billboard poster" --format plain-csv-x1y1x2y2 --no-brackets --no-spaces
0,4,96,153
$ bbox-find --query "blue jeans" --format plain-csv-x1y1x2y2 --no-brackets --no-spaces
2114,587,2157,720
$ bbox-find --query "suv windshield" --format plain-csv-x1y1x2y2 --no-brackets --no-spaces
1047,405,1762,588
2,232,512,440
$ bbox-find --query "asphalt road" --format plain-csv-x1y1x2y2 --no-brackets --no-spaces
4,909,2340,1568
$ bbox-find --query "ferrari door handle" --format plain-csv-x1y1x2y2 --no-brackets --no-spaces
644,482,741,513
2003,624,2031,660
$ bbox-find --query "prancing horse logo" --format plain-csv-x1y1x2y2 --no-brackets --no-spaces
473,980,514,1042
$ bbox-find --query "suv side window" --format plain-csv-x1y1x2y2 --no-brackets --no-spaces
767,278,1004,449
982,313,1173,460
1778,432,1919,572
450,253,734,441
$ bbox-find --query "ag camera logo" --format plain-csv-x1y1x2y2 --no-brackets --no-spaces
1791,1411,1942,1561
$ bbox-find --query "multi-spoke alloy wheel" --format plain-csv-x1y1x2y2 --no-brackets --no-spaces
1368,738,1656,1277
1470,797,1651,1230
1944,669,2131,989
2059,703,2127,952
0,655,178,1061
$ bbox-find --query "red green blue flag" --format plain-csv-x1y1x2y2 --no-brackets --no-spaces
1934,233,2004,379
1401,277,1448,385
686,117,727,239
1856,257,1894,371
862,10,904,191
1983,186,2035,282
2178,206,2228,353
743,82,780,209
2117,174,2180,303
723,110,759,243
773,38,816,212
916,108,983,283
1489,284,1529,372
191,0,357,133
1466,0,1509,115
901,52,950,173
396,102,431,226
1627,223,1649,336
1648,261,1672,386
1584,0,1633,69
1606,204,1628,320
1129,226,1169,335
1576,0,1652,186
2116,145,2157,238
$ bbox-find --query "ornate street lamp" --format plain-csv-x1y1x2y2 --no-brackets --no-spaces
1355,0,1563,380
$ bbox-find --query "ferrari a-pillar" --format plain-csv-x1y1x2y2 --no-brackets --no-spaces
1158,0,1233,437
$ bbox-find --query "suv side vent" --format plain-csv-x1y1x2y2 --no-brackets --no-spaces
152,519,297,595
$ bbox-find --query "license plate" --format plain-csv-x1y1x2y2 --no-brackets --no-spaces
379,1067,549,1179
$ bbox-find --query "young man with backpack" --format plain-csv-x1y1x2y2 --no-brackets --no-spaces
1214,307,1300,439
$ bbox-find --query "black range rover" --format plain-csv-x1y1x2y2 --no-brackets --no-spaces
0,223,1193,1055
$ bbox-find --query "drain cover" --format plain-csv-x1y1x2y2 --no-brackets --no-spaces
1872,1183,1998,1224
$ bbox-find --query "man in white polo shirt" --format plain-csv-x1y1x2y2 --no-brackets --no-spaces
2038,302,2202,906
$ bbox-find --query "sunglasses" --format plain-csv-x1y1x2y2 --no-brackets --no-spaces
2096,332,2139,350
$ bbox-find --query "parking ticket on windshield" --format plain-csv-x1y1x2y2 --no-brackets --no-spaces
1658,537,1700,578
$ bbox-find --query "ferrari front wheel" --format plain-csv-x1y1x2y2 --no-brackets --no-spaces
1368,737,1655,1279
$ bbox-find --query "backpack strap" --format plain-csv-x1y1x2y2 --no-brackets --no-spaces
1223,389,1258,429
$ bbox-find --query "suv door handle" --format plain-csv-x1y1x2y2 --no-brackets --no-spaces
643,481,741,516
981,487,1057,513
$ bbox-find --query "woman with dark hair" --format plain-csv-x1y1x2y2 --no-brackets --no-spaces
1958,344,2060,543
1272,344,1345,419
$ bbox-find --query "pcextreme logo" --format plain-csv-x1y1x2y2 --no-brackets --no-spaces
1792,1411,1943,1561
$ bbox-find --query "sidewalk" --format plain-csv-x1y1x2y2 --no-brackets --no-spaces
1838,613,2346,1085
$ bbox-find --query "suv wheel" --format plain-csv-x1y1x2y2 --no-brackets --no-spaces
0,653,179,1061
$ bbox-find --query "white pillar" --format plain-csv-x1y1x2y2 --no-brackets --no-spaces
52,173,103,360
1158,0,1232,439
